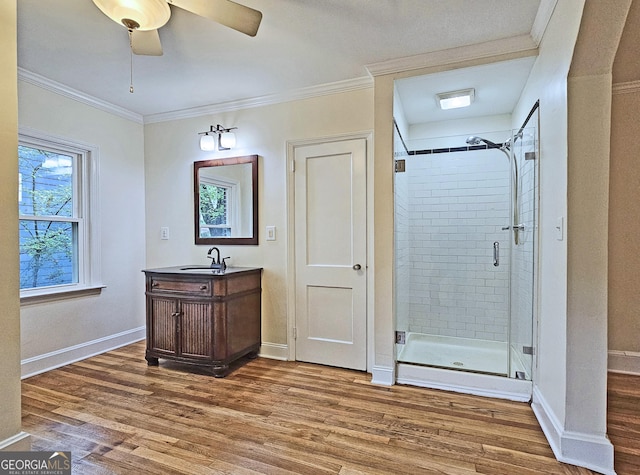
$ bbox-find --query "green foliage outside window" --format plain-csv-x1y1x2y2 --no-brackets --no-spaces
199,183,226,224
19,145,74,289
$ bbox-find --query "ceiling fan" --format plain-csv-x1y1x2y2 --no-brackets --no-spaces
92,0,263,56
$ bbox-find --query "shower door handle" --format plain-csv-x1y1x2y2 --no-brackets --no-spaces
493,242,499,267
502,224,525,231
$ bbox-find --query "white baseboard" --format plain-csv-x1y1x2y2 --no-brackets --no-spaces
396,363,532,402
259,342,289,361
371,365,395,386
532,386,616,475
0,432,31,451
608,350,640,375
21,326,146,379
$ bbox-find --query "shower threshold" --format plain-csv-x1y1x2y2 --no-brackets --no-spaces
397,333,508,376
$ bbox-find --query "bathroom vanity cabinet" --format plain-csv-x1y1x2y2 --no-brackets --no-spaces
143,266,262,377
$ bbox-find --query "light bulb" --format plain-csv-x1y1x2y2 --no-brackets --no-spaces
219,132,236,149
200,134,216,151
92,0,170,30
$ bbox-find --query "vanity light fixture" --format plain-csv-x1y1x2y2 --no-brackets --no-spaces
436,88,475,110
198,124,238,151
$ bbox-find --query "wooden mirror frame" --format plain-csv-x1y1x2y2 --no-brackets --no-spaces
194,155,258,245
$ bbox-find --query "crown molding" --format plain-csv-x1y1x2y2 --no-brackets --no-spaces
612,80,640,95
364,0,555,78
365,34,538,77
18,68,143,124
143,76,373,124
531,0,558,46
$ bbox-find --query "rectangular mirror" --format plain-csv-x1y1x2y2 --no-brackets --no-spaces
194,155,258,245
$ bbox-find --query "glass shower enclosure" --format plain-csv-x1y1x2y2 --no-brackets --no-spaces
394,128,537,383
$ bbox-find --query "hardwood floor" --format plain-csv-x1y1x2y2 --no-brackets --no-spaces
608,372,640,474
20,341,633,474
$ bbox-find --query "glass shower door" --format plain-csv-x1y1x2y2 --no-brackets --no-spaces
508,126,537,380
394,132,513,376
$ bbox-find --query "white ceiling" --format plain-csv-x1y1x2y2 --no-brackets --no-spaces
395,56,537,125
17,0,542,120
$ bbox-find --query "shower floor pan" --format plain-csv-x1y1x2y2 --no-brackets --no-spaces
397,332,508,376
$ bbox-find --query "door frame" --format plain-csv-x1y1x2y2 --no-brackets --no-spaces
286,131,374,372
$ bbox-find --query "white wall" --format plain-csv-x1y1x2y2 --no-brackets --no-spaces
18,82,146,375
513,1,628,473
515,3,576,433
144,88,374,350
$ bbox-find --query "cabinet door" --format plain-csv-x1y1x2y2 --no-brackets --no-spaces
179,301,213,359
149,296,178,355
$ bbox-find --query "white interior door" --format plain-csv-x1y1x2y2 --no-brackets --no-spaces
294,138,367,370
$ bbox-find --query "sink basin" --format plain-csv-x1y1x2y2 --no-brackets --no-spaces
179,265,226,274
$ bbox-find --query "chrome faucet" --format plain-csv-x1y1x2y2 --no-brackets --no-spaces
207,247,229,271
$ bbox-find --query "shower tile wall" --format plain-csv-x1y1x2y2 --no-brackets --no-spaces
405,151,511,341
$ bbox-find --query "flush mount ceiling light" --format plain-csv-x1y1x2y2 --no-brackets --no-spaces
436,88,475,110
198,124,238,151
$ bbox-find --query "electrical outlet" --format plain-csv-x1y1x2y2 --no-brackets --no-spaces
160,227,169,240
266,225,276,241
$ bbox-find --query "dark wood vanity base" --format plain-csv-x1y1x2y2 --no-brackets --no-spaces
143,266,262,378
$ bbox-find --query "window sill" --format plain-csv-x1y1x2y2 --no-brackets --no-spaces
20,284,106,305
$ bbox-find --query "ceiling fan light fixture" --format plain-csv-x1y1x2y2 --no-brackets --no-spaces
92,0,171,31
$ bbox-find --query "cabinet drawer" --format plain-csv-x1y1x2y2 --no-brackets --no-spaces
150,278,212,295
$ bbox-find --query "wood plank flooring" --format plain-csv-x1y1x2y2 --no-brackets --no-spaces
20,341,634,474
607,372,640,474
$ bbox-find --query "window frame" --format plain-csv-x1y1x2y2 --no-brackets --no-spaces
198,175,240,237
19,128,103,303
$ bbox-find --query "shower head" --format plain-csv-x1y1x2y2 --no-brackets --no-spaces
502,130,525,150
465,136,501,149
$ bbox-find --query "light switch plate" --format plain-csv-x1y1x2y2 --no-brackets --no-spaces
266,226,276,241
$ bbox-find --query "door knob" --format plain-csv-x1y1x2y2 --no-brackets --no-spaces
353,264,362,271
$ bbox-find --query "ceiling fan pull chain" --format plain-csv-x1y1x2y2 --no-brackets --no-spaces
128,29,134,93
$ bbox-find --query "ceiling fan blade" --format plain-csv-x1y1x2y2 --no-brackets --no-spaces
131,29,163,56
169,0,262,37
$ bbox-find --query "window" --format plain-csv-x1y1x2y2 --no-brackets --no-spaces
198,177,238,238
18,130,101,300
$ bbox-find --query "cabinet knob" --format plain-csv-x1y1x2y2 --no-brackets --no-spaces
151,282,159,287
200,285,207,290
171,312,181,317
